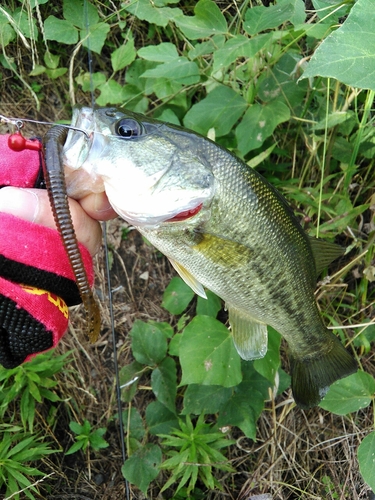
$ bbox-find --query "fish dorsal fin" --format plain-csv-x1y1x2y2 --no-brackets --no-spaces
228,305,268,360
169,258,207,299
309,237,345,277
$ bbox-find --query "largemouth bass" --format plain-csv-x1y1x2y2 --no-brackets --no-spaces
62,106,357,408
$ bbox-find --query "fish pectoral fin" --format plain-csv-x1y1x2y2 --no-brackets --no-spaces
169,258,207,299
228,306,268,360
309,237,345,277
193,232,253,268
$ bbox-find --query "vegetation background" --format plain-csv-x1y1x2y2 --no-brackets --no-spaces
0,0,374,498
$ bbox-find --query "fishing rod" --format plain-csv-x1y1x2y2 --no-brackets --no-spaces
83,0,131,497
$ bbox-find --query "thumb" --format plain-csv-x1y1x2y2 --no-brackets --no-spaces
0,187,102,256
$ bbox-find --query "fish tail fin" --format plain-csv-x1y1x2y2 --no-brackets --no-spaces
290,333,357,409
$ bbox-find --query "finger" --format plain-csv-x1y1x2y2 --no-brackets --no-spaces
0,187,102,256
79,191,118,221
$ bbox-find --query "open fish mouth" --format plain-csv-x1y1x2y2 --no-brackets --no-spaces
165,203,203,222
106,189,208,227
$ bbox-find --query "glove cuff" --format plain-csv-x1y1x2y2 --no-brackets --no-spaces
0,277,68,368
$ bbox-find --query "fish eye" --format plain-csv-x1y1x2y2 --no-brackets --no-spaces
115,118,143,139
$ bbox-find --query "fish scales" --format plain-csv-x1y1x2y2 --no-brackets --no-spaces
62,107,357,408
142,138,321,349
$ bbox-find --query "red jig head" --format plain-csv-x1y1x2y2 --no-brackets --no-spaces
8,131,42,152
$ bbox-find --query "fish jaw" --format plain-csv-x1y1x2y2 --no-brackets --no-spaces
104,174,212,228
63,107,108,198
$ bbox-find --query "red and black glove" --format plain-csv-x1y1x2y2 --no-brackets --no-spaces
0,133,94,369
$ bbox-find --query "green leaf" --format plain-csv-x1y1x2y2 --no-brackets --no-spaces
0,22,16,48
319,371,375,415
146,401,179,435
161,276,195,315
254,327,281,384
96,79,125,106
44,16,78,44
112,37,136,72
217,363,270,440
312,0,352,22
173,0,228,39
301,0,375,90
258,52,309,111
69,421,84,435
236,100,290,155
151,357,177,413
125,0,180,27
20,390,35,432
121,443,162,494
141,57,200,85
43,51,59,69
196,290,222,318
189,35,225,60
138,42,179,62
149,321,174,339
28,380,42,403
312,111,356,131
13,9,38,40
65,440,84,455
123,407,146,441
358,432,375,492
75,71,106,91
81,22,110,54
181,384,232,415
130,320,168,365
119,360,143,403
63,0,99,29
183,85,247,137
244,0,306,36
45,67,68,79
179,316,242,388
318,204,370,234
89,430,109,450
213,33,272,73
168,333,182,357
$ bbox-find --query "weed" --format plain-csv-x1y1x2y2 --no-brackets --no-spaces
66,419,109,455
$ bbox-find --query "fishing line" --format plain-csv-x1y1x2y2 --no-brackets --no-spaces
83,1,130,497
0,114,90,139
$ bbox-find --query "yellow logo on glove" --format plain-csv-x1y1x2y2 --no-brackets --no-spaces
20,284,69,319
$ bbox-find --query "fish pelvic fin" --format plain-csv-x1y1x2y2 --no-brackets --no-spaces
228,305,268,360
168,258,207,299
290,333,357,409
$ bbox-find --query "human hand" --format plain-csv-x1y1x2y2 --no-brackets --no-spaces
0,133,118,368
0,188,117,256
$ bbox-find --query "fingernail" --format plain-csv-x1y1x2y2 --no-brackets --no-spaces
0,187,39,223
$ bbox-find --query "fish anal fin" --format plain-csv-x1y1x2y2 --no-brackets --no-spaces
228,306,268,360
309,237,345,277
169,258,207,299
290,333,357,409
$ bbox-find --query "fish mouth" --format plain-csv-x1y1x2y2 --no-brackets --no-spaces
63,107,107,198
108,196,207,228
165,203,203,222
